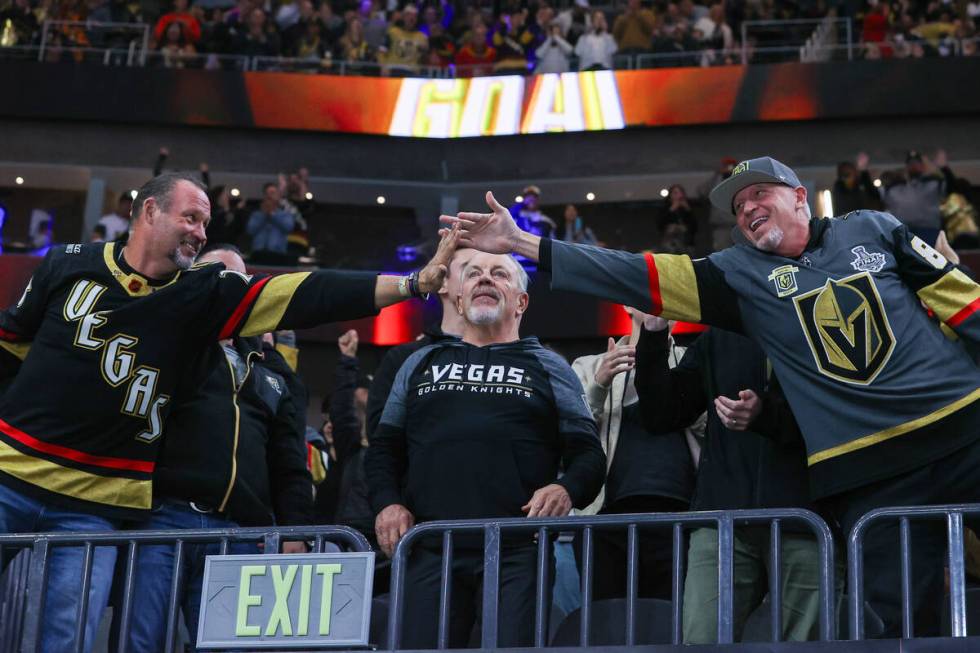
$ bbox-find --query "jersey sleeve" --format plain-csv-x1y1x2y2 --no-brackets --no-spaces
202,267,380,340
533,347,606,510
0,248,60,364
544,239,743,332
882,213,980,344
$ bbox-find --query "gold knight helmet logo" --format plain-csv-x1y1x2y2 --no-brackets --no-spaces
793,272,896,385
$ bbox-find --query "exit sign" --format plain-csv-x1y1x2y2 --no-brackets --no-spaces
197,552,375,649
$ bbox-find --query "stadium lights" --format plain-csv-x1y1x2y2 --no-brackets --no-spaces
586,192,596,201
305,191,313,201
230,188,241,197
820,189,834,218
129,190,138,199
659,188,669,198
14,176,24,185
873,178,882,188
376,195,386,205
514,195,524,203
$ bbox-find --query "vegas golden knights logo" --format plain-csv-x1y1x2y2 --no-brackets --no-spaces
793,272,895,385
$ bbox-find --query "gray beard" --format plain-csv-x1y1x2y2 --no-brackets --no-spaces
466,303,501,325
754,225,785,253
168,246,195,270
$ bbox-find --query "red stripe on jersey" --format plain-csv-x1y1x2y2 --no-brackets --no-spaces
0,327,22,342
948,297,980,328
0,417,155,473
219,277,271,340
644,252,663,315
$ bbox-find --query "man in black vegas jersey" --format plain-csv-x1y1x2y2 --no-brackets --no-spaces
0,172,457,653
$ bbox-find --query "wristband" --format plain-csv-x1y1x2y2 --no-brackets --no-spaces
408,270,430,300
397,275,412,298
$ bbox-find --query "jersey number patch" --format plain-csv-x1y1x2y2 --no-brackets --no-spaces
793,272,896,385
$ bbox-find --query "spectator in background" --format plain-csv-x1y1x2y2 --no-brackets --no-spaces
832,152,879,215
571,307,693,602
862,2,891,58
557,204,598,244
90,224,107,243
635,314,823,643
454,21,495,76
281,0,316,54
694,2,734,64
230,7,280,57
557,0,592,47
158,21,197,68
0,0,39,46
318,2,346,43
205,185,246,246
153,0,201,46
698,156,737,251
510,185,556,239
98,193,133,242
314,329,368,524
379,4,428,74
612,0,656,55
658,184,698,247
878,149,955,243
337,16,376,66
574,10,617,69
356,0,388,50
294,17,331,62
247,182,294,261
425,21,456,67
535,20,573,73
493,8,534,72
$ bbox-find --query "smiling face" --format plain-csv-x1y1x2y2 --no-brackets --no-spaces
732,182,808,255
145,180,211,270
457,252,528,327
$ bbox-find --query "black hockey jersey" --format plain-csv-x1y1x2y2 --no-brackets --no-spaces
0,242,377,517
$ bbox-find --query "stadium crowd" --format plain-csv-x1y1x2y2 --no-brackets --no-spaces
2,0,980,72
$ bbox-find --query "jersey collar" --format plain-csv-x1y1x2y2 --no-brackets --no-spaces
102,242,181,297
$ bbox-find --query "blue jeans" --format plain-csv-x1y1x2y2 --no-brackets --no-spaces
121,501,258,653
0,482,118,653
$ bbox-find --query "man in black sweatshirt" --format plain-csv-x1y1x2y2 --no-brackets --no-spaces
365,251,606,648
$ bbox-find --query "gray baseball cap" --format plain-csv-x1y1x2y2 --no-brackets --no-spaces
709,157,803,216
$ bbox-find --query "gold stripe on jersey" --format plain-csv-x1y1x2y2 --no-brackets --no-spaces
239,272,311,337
654,255,701,323
0,340,30,361
916,268,980,324
102,243,182,297
807,387,980,466
0,439,151,509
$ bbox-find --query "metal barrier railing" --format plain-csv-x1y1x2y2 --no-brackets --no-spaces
0,524,370,653
847,503,980,641
387,508,835,649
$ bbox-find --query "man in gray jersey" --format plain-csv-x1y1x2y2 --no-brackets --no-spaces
442,157,980,637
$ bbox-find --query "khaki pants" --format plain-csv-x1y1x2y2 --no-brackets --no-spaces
682,527,829,643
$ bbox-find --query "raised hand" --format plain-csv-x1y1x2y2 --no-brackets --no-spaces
338,329,358,357
417,223,460,294
594,337,635,388
440,191,522,255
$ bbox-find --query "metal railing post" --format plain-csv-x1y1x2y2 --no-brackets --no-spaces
480,524,501,649
769,519,782,642
716,513,735,643
436,532,454,649
948,511,967,637
20,539,50,653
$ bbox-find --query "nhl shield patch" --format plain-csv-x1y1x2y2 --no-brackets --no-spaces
767,265,800,298
849,246,886,273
